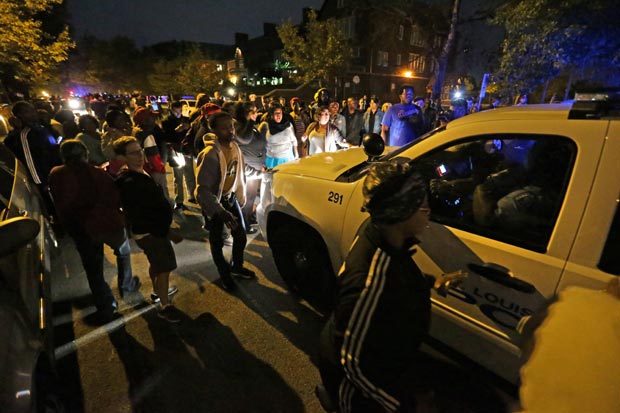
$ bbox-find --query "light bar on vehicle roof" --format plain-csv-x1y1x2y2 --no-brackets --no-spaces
569,90,620,120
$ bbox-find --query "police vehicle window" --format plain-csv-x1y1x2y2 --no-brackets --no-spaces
336,126,446,183
415,135,576,252
598,203,620,275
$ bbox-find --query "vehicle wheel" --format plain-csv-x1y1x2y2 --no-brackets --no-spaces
270,223,336,313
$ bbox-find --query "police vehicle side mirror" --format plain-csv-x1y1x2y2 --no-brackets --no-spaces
362,133,385,161
0,216,41,258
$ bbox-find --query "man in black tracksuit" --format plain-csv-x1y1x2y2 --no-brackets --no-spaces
319,161,465,412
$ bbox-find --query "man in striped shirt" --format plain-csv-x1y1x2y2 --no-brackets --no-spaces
5,101,61,213
318,161,465,412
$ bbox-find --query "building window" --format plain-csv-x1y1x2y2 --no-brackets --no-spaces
408,53,425,73
339,16,355,39
376,50,389,67
410,26,424,47
396,54,402,66
398,25,404,40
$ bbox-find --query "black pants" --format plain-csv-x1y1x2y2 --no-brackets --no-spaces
206,195,247,275
69,226,117,314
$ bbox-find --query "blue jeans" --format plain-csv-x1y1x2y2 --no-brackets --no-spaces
95,228,135,292
115,236,135,291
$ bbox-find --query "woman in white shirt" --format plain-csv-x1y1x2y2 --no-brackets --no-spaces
303,106,348,155
259,103,299,168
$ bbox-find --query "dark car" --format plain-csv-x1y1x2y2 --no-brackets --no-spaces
0,142,61,412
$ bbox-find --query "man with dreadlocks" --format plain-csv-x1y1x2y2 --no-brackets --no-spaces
318,160,466,412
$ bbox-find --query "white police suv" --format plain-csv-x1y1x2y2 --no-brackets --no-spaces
257,94,620,384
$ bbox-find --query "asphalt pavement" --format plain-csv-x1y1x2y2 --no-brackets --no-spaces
52,203,329,412
50,176,519,412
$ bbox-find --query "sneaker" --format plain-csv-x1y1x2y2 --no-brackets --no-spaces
151,285,179,303
175,203,189,211
220,274,237,292
223,232,233,246
157,304,182,323
231,266,256,279
246,225,259,235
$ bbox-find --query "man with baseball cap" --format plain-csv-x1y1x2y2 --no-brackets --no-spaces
132,107,171,204
318,160,466,412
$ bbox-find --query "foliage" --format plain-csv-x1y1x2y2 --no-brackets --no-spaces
68,36,144,93
493,0,620,97
148,45,224,95
277,9,353,86
0,0,74,91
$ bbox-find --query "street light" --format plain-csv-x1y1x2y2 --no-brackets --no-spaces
227,87,236,97
404,71,413,78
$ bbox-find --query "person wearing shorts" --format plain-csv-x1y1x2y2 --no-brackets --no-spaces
114,136,182,323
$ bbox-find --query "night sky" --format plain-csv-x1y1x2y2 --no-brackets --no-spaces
68,0,325,46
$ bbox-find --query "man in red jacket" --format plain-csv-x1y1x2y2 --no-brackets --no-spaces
49,140,140,322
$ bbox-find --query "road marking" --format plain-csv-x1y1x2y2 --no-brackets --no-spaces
54,304,156,360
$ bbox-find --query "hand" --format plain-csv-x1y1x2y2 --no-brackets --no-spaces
434,270,468,297
219,210,238,230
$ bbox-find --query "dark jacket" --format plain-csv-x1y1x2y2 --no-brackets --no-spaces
342,109,364,145
115,169,172,237
235,119,266,175
162,113,190,152
4,125,61,187
320,220,433,411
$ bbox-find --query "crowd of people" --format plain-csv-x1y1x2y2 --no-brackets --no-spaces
1,85,455,324
3,86,471,409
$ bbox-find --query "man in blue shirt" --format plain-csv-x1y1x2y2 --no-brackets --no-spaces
381,86,425,146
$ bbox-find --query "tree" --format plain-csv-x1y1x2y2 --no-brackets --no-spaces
0,0,74,96
68,36,144,93
277,9,353,87
494,0,620,100
431,0,461,103
148,45,224,95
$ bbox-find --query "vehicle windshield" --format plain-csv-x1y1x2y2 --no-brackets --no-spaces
336,125,446,183
383,125,445,160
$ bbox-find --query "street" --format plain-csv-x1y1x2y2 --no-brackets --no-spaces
50,182,518,413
